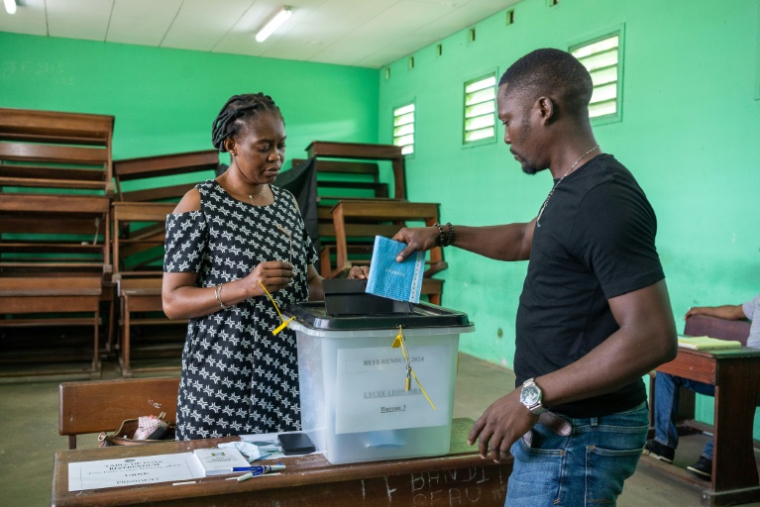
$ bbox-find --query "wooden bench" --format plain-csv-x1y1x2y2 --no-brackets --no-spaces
0,277,103,378
113,150,218,202
110,151,217,375
322,200,446,305
0,109,115,379
306,141,406,200
59,377,180,449
0,107,114,195
112,202,186,377
291,157,389,200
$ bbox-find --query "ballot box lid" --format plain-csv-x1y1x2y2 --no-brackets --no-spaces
283,301,471,331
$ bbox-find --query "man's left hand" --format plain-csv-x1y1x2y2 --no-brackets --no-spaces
467,388,539,462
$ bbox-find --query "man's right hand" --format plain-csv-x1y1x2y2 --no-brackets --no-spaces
392,226,440,262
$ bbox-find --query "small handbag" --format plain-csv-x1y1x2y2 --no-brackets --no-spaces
98,412,175,447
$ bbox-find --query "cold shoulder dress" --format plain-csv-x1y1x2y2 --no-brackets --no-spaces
164,180,317,440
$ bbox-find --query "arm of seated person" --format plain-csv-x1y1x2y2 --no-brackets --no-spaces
685,304,746,321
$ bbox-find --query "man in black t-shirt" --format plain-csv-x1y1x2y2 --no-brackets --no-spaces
385,49,678,506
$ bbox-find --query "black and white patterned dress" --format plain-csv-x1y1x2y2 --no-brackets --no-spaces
164,180,317,440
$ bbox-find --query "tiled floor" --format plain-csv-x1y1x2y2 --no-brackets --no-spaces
0,353,757,506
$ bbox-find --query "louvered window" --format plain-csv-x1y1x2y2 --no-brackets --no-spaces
463,74,496,144
571,34,621,119
393,103,415,156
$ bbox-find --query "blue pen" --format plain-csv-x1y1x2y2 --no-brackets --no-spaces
231,464,286,474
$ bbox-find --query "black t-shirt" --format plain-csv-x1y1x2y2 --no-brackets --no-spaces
514,154,665,418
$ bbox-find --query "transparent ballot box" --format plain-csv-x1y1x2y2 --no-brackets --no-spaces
285,302,474,465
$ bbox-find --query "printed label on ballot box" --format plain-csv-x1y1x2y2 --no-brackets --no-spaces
335,344,450,434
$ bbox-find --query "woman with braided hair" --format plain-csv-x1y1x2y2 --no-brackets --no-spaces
162,93,324,440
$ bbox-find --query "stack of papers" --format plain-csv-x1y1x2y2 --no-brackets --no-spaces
193,448,250,476
677,335,742,350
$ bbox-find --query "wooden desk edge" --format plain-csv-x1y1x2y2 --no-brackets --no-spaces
52,447,507,507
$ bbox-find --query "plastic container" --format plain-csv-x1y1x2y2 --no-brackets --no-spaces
285,301,474,465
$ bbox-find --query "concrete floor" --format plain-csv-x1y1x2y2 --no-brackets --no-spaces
0,353,757,506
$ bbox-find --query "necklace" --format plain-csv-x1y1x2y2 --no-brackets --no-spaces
536,145,599,228
230,175,267,204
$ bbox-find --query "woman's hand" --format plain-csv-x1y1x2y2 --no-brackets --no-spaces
392,227,439,262
246,261,294,295
348,266,370,279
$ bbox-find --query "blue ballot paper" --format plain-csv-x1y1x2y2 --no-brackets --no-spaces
366,236,424,303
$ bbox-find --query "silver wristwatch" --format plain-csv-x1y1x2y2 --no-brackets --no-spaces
520,378,547,415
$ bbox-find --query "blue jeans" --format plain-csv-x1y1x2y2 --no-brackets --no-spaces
653,372,716,459
506,402,649,507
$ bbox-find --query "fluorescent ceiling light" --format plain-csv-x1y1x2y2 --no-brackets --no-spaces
4,0,17,15
255,6,292,43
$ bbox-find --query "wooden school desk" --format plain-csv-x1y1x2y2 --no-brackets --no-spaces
51,419,511,507
654,346,760,506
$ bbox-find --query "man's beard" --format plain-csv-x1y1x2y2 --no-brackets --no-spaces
518,117,539,175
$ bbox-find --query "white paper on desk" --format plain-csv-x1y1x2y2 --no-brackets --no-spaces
68,452,204,492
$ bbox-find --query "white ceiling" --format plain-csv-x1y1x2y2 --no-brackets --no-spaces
0,0,521,68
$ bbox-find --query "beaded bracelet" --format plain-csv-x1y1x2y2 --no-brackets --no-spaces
433,222,445,247
445,222,455,247
215,284,232,310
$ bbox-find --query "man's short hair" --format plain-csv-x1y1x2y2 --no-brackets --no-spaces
499,48,593,120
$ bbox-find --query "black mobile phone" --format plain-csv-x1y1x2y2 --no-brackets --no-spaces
278,432,316,455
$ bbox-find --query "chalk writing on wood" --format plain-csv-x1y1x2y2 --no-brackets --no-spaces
356,465,508,506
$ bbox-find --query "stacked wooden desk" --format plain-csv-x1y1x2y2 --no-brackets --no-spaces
52,419,510,506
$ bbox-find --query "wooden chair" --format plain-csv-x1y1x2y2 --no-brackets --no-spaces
59,377,180,449
112,202,186,377
322,199,447,305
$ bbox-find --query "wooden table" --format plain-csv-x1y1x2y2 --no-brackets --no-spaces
51,419,510,506
655,347,760,506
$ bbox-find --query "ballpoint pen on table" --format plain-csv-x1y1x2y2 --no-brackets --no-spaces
229,464,286,482
231,464,286,474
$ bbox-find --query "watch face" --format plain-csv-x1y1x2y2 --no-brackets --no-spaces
521,384,541,405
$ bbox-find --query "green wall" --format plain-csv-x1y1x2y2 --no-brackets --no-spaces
0,32,379,180
379,0,760,426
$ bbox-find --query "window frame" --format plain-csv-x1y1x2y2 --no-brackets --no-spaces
462,69,499,148
392,100,416,158
569,24,626,126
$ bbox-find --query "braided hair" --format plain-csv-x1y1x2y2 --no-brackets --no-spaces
211,93,282,152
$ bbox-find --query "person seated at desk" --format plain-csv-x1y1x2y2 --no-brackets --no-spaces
162,93,325,440
645,294,760,479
